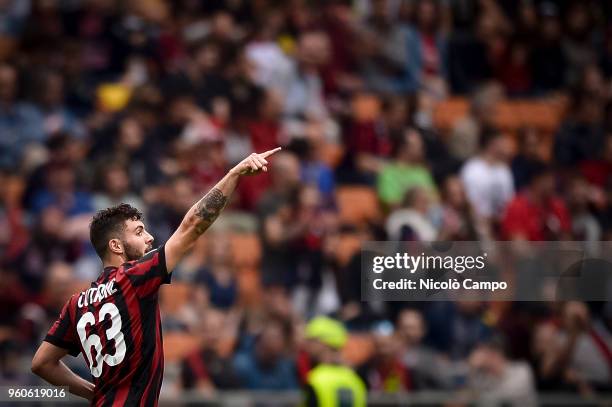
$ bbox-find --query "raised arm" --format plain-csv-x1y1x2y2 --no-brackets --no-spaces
165,148,281,271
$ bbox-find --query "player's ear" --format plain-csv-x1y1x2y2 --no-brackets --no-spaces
108,238,123,256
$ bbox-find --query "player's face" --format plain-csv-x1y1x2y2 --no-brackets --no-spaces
122,219,154,261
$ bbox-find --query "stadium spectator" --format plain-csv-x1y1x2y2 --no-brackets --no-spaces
0,63,44,169
437,175,479,241
467,336,537,406
337,94,391,185
14,206,81,294
29,163,93,217
357,0,409,94
377,128,437,208
396,309,452,390
554,91,606,168
494,39,532,96
185,39,232,113
146,175,197,244
0,169,28,265
330,226,381,329
535,302,612,395
425,301,492,359
460,128,515,223
29,69,86,140
302,316,367,406
257,152,303,288
358,321,412,392
398,0,448,95
194,232,238,310
446,4,496,94
93,163,145,214
232,317,298,390
531,1,566,93
289,138,336,206
562,2,598,87
386,186,437,241
244,12,293,93
318,1,362,96
501,162,571,241
237,88,285,208
181,308,239,393
282,30,330,120
0,0,29,39
511,127,545,191
565,176,602,245
448,83,503,162
579,133,612,190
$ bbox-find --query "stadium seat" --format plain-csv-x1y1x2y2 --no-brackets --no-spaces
493,102,516,130
432,97,469,131
230,233,261,268
433,97,567,135
342,335,375,366
160,282,192,315
335,186,381,225
495,100,566,132
163,333,199,362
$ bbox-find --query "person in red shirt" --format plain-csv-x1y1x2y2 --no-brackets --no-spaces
502,162,571,241
30,148,281,406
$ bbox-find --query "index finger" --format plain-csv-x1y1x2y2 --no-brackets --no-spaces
259,147,282,158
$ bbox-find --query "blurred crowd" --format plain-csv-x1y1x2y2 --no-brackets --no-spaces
1,0,612,403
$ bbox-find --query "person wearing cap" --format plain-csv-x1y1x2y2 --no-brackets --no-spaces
302,316,367,407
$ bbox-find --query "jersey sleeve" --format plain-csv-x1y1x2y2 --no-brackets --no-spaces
44,299,80,357
124,244,172,298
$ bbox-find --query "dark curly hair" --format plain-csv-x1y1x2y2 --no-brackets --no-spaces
90,203,143,260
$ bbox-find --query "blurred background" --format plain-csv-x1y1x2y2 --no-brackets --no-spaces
1,0,612,405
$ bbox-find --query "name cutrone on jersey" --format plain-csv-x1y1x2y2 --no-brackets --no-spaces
77,279,118,308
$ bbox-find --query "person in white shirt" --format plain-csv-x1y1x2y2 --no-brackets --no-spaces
460,129,515,222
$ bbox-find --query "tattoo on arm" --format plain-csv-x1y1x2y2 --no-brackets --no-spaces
193,188,228,234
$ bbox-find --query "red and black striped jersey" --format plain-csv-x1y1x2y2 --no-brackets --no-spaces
44,245,171,406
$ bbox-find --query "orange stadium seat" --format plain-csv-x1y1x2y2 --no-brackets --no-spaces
518,100,566,132
432,97,469,131
342,335,375,366
335,186,381,225
495,100,565,132
433,97,566,135
163,333,199,362
160,282,192,315
493,102,516,130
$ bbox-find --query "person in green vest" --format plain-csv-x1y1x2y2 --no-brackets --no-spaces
302,316,367,407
